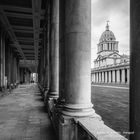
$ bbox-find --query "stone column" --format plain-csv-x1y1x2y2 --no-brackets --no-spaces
91,73,93,83
99,72,101,83
3,35,6,88
59,0,95,117
121,69,125,83
93,73,96,83
7,46,11,88
48,0,59,99
46,12,50,91
44,17,50,97
127,68,130,84
130,1,140,138
109,43,111,50
95,73,96,83
97,73,99,83
105,71,108,83
116,69,120,83
0,31,2,90
108,71,111,83
102,72,104,83
112,70,116,83
0,32,6,90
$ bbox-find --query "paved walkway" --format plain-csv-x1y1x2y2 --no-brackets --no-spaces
0,84,56,140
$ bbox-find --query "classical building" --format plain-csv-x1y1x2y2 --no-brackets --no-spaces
91,22,130,84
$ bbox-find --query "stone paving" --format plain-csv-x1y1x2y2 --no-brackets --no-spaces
0,84,56,140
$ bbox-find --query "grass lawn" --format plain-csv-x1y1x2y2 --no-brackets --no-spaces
91,85,129,138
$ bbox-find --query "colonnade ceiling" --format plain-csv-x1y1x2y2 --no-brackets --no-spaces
0,0,47,72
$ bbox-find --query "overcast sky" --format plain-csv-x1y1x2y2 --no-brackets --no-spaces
91,0,130,67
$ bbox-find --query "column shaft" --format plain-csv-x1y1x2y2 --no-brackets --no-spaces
102,72,104,83
44,18,50,91
108,71,111,83
95,73,97,83
99,72,101,83
121,69,125,83
130,0,140,138
97,73,99,83
116,70,120,83
48,0,59,98
127,68,130,84
112,70,115,83
59,0,95,116
105,71,108,83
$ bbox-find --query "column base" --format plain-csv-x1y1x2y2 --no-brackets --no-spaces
44,88,49,104
48,91,59,99
0,86,4,91
61,103,101,118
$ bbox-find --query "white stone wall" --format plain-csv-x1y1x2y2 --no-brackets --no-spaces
106,58,114,65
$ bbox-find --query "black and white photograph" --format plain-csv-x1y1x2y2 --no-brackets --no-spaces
0,0,138,140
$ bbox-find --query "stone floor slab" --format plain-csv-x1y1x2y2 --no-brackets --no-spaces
0,84,56,140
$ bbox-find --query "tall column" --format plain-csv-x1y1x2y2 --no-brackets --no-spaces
7,46,11,88
48,0,59,99
130,0,140,138
44,20,50,93
121,69,125,83
116,69,120,83
109,43,111,50
112,70,115,83
93,73,95,83
3,34,6,88
95,73,97,83
59,0,95,117
102,72,104,83
99,72,101,83
97,73,99,83
92,73,95,83
105,71,108,83
127,68,130,84
10,51,14,87
108,71,111,83
0,31,2,90
91,73,93,83
0,32,6,90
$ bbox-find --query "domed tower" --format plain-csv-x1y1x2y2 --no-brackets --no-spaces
97,21,119,57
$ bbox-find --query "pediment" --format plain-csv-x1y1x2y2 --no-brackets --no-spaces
108,52,122,58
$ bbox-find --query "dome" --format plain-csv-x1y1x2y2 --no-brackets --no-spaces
99,22,116,42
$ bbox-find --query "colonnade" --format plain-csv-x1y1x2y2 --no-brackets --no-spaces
0,26,31,91
37,0,128,139
91,67,130,84
38,0,95,117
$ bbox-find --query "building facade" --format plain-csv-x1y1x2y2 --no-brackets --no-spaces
91,22,130,84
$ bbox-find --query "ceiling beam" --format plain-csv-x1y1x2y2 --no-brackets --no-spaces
17,37,41,42
32,0,41,71
0,9,33,72
12,25,43,33
12,25,33,30
0,9,26,60
10,44,34,48
5,11,44,19
14,29,34,34
0,5,45,15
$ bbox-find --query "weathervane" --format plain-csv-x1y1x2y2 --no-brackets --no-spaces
106,20,110,30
